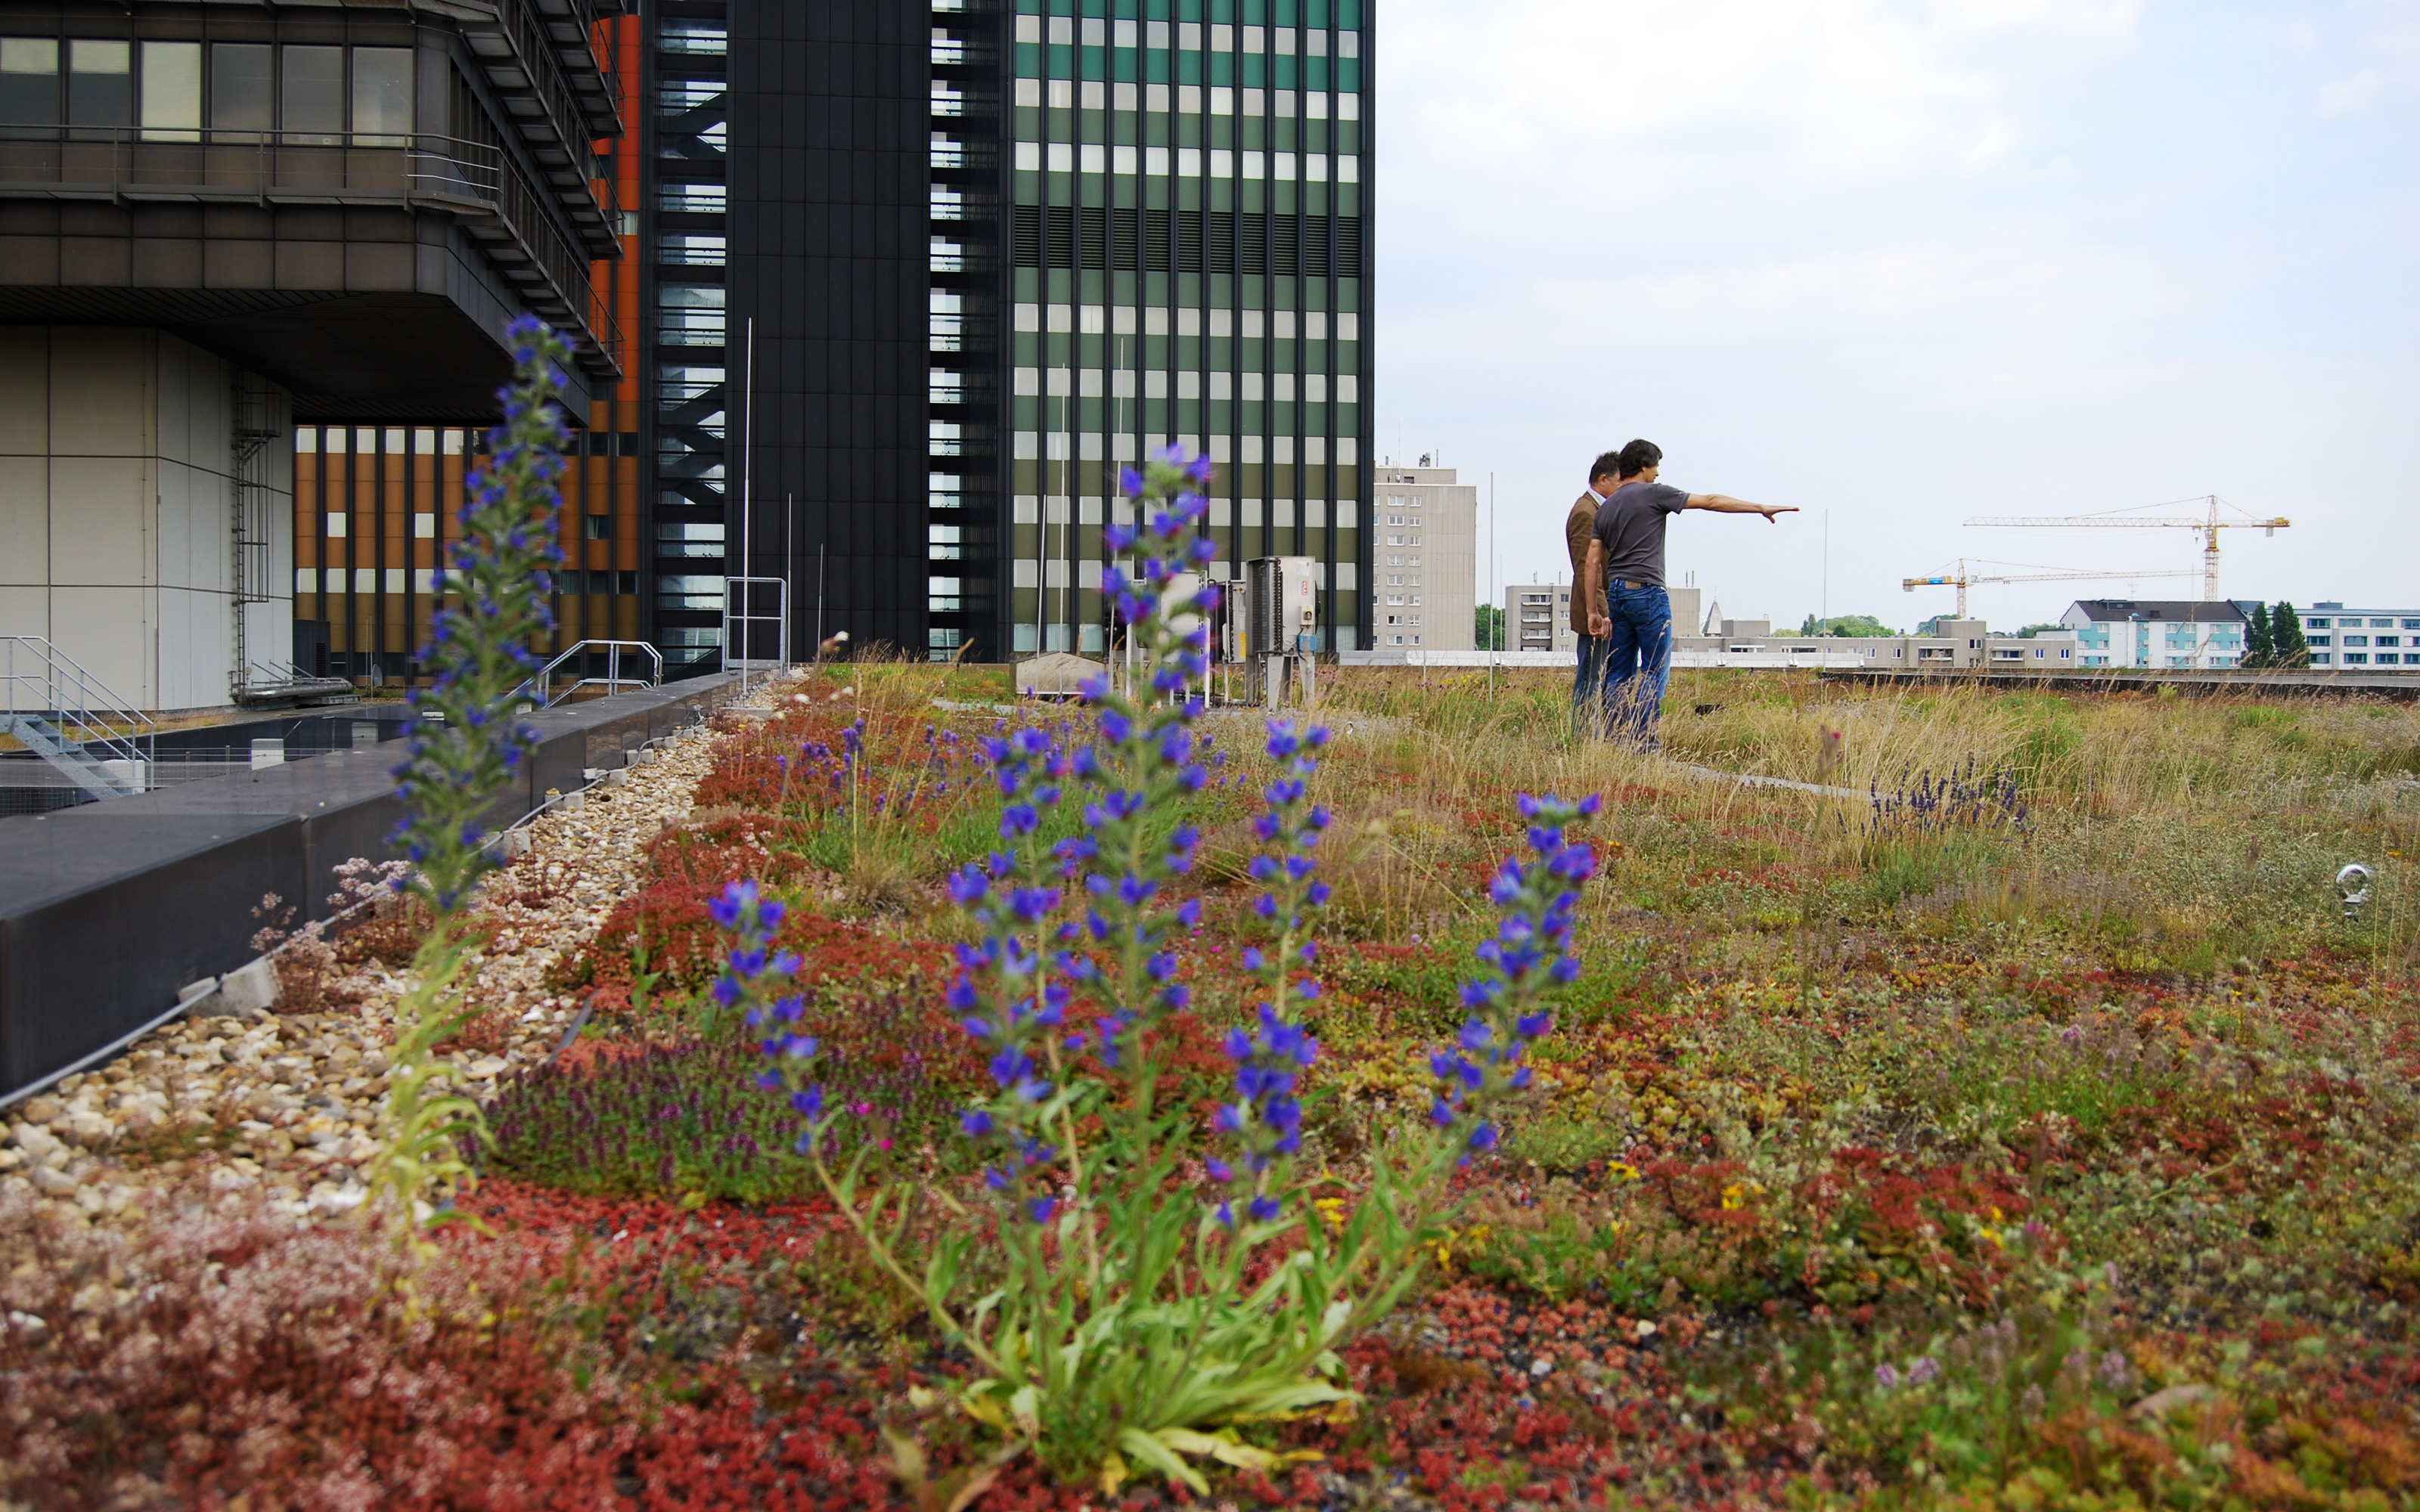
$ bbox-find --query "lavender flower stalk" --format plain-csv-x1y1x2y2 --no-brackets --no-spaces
1428,794,1601,1162
1208,718,1333,1226
1060,446,1220,1107
363,317,574,1249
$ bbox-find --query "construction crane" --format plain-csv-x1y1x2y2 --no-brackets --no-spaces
1962,495,2289,602
1901,559,2198,620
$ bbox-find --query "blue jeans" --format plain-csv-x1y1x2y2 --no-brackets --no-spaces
1573,634,1610,741
1603,584,1673,749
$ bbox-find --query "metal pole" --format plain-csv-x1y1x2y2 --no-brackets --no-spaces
784,491,793,668
1488,471,1496,699
740,315,755,695
817,544,826,660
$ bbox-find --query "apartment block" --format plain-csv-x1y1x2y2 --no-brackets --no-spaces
1366,461,1472,649
2062,600,2246,670
2301,603,2420,668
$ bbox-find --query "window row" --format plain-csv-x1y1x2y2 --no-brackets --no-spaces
1014,368,1360,403
1014,17,1363,57
1016,142,1358,181
1016,304,1358,339
1010,432,1360,465
0,37,411,141
1015,79,1360,118
1008,206,1365,276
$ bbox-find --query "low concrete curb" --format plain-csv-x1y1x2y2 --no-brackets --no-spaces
0,675,747,1105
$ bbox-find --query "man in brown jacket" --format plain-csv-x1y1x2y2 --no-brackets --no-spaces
1564,451,1625,739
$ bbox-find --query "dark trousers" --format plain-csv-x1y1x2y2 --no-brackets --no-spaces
1572,634,1610,740
1603,584,1674,749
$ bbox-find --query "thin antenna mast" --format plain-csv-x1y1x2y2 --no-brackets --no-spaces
740,315,755,692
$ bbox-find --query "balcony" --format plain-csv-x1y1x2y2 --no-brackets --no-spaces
0,126,621,380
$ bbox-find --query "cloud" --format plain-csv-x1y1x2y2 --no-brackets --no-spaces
1373,0,2418,623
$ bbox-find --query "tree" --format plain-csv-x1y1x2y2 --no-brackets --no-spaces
1801,614,1896,638
2270,602,2308,667
2245,603,2273,667
1475,604,1505,650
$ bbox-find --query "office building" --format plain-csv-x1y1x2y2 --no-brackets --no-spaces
2300,604,2420,668
1367,460,1471,649
994,3,1373,658
0,2,629,708
294,0,1376,681
2062,600,2246,670
1506,581,1702,658
8,2,1376,703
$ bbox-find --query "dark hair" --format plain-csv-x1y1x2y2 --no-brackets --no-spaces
1617,439,1663,477
1589,451,1623,485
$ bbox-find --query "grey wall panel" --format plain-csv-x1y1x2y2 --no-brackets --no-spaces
0,675,743,1100
0,812,299,1097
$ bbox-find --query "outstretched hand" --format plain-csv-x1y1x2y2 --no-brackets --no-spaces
1761,506,1799,523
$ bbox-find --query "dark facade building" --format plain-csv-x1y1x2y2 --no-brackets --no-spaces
641,0,1376,671
2,0,1373,705
0,0,630,706
638,0,1374,671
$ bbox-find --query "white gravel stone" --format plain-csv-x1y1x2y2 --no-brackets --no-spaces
0,685,772,1232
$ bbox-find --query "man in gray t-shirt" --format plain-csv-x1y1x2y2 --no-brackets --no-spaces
1582,438,1797,749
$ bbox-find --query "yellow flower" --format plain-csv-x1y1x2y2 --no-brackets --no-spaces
1608,1160,1641,1181
1314,1196,1348,1232
1721,1182,1747,1211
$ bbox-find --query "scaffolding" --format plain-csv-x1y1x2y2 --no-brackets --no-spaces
228,372,284,699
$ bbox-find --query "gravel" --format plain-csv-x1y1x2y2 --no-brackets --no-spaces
0,680,788,1232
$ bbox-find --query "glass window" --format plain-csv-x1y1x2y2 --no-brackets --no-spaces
657,284,727,345
138,41,200,140
67,39,129,130
0,39,59,126
659,20,728,54
660,181,727,213
281,44,343,143
351,47,411,143
656,575,725,610
658,232,727,265
654,360,723,397
2307,617,2331,627
210,42,271,137
2374,618,2396,627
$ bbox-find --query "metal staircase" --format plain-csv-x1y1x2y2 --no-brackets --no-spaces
523,640,663,708
1,637,156,801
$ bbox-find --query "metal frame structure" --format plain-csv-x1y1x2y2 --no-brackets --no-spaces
533,640,663,708
0,637,157,801
719,575,790,672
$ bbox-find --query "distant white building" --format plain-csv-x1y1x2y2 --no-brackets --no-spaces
2301,604,2420,668
2061,600,2246,670
1504,582,1702,657
1367,462,1478,649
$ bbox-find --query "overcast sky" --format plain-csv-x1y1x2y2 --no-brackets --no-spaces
1373,0,2418,631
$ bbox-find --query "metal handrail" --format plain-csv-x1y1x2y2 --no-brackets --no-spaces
535,640,662,707
1,637,156,792
0,125,621,377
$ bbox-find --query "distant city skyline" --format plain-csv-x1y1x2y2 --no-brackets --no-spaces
1374,0,2416,634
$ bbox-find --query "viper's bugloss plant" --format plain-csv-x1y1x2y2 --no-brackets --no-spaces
724,446,1609,1495
1426,793,1602,1162
364,315,569,1250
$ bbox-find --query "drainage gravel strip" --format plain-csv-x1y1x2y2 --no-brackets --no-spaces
0,682,793,1230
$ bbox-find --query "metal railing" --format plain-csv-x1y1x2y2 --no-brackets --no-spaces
0,125,621,378
0,637,157,801
532,640,663,707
